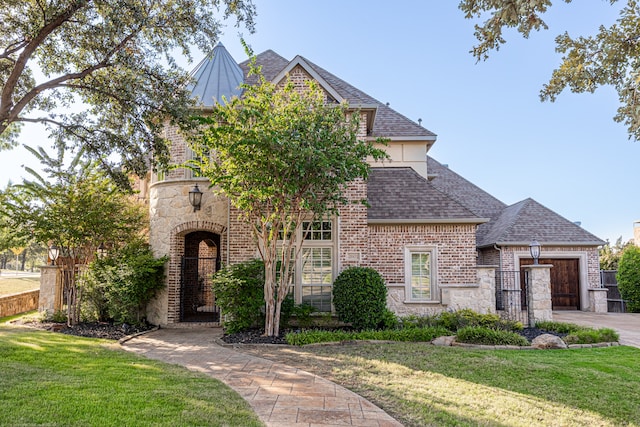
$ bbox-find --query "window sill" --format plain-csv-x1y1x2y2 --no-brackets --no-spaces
403,300,441,304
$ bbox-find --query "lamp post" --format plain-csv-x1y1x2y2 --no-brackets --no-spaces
97,243,107,259
529,240,541,265
188,184,203,212
48,244,60,266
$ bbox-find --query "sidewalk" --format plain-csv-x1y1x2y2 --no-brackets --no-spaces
553,311,640,348
121,328,402,427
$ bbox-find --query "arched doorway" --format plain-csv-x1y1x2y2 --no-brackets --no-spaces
180,231,221,322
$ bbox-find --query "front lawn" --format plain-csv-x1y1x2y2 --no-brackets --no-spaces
239,342,640,427
0,276,40,296
0,324,263,427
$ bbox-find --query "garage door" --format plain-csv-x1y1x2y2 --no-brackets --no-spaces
520,258,580,310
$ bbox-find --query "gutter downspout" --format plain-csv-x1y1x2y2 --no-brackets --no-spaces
494,244,502,271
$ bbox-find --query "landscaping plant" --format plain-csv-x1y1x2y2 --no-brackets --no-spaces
332,266,388,330
617,245,640,312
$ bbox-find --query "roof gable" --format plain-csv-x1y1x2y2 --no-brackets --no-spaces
272,56,344,103
478,198,605,247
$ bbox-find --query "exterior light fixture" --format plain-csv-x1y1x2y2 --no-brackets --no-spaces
188,184,203,212
48,244,59,266
529,240,541,265
97,243,107,259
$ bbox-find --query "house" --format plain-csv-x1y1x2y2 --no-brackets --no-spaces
143,43,606,327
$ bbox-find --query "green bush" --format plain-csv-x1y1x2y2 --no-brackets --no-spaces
406,309,523,333
332,267,387,330
83,241,167,325
379,308,400,330
564,328,620,345
535,321,583,334
456,326,530,346
617,245,640,312
285,326,450,346
211,259,265,333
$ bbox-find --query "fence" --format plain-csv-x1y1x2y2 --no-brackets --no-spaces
600,270,626,313
495,270,531,325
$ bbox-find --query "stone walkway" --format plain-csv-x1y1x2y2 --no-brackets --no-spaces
553,311,640,348
121,328,402,427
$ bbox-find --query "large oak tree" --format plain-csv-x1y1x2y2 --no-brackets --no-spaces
460,0,640,140
0,0,255,185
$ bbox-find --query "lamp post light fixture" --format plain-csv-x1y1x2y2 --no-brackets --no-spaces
48,244,59,266
97,243,107,259
188,184,203,212
529,239,541,265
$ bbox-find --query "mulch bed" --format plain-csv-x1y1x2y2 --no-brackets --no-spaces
11,319,155,341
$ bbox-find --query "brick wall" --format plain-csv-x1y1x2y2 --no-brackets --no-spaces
368,223,478,286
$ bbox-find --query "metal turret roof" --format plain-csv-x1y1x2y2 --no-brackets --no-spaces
187,42,243,107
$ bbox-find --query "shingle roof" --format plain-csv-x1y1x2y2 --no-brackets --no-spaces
187,43,244,107
477,198,605,247
367,168,483,222
239,51,436,139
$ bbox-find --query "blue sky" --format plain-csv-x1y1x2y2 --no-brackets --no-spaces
1,1,638,243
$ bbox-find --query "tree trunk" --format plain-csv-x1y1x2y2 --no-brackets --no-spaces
20,249,27,271
263,259,276,336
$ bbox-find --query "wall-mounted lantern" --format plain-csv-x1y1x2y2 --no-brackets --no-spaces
188,184,203,212
48,244,59,266
529,239,541,265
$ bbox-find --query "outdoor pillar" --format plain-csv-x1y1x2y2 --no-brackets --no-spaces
588,288,609,313
524,264,553,325
38,265,61,315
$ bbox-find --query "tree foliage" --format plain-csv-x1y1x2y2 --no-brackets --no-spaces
0,0,255,184
459,0,640,140
600,236,633,270
0,145,148,324
190,55,388,336
617,244,640,312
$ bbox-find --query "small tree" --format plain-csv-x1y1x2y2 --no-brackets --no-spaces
600,236,633,270
617,245,640,312
190,53,388,336
0,146,147,325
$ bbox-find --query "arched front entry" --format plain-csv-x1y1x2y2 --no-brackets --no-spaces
180,231,221,322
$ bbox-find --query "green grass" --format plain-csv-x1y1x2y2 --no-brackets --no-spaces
240,342,640,427
0,324,263,427
0,276,40,296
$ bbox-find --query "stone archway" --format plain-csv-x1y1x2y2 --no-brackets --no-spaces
166,221,226,324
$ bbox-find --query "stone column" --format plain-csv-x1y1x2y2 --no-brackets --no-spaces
524,264,553,325
588,288,609,313
38,265,60,315
476,266,497,313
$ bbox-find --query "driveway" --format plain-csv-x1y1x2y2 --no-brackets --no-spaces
553,311,640,348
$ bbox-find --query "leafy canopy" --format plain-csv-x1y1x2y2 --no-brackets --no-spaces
460,0,640,140
0,0,255,185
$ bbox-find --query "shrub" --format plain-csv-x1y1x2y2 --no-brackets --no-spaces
285,326,450,346
535,321,583,334
456,326,530,346
332,267,387,330
431,309,523,332
291,303,316,328
564,328,619,345
617,245,640,312
83,241,167,325
211,259,265,333
379,308,400,330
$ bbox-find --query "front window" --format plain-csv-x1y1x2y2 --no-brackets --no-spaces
405,246,438,302
281,220,335,312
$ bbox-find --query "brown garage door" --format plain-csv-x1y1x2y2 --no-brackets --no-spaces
520,258,580,310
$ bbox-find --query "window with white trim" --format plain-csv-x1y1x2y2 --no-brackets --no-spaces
280,220,335,312
405,246,438,302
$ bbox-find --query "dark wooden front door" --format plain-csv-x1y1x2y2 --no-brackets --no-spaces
520,258,580,310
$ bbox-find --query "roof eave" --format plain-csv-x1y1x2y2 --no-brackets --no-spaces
479,240,606,248
366,135,437,142
369,218,489,225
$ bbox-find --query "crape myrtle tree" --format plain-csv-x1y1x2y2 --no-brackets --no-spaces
0,146,147,325
460,0,640,141
0,0,255,186
189,57,388,337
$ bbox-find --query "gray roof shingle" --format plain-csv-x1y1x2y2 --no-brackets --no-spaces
477,198,605,247
367,168,483,222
